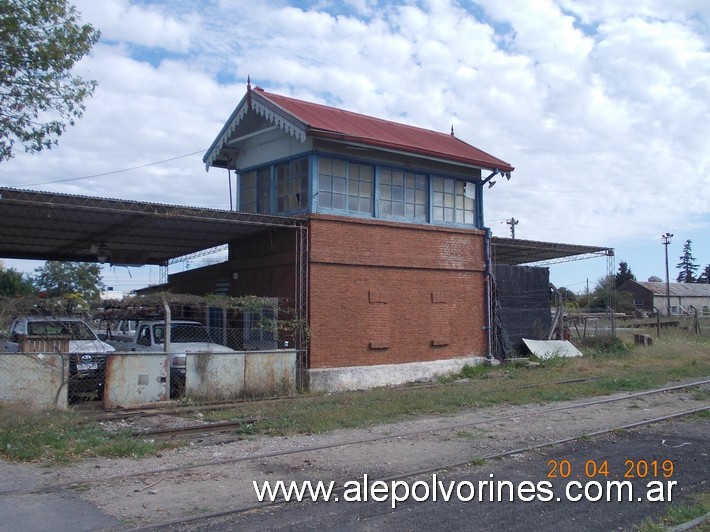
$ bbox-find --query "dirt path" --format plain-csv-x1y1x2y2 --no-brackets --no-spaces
30,380,708,528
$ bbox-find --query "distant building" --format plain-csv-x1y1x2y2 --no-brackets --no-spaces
100,288,125,301
619,280,710,316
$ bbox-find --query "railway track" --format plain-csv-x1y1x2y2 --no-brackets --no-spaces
3,380,707,495
131,402,710,531
1,380,707,531
92,376,604,424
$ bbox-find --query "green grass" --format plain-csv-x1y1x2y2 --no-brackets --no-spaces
1,330,708,463
637,491,710,531
0,408,174,464
203,331,710,434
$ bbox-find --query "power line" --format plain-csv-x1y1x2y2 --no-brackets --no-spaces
16,149,206,187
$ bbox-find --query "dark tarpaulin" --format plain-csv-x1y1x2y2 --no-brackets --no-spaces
493,264,551,359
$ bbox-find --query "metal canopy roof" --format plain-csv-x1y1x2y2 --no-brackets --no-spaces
490,236,612,266
0,187,303,266
0,187,608,270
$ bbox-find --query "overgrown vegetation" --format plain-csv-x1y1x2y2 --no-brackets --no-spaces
0,330,708,463
0,407,173,464
202,330,709,434
637,491,710,531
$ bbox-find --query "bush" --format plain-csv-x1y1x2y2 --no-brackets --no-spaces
579,335,629,356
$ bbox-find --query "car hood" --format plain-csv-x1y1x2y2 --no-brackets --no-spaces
68,340,116,353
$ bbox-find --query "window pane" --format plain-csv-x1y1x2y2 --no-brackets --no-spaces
257,168,271,214
380,184,391,200
359,197,372,212
433,177,444,192
333,176,346,194
276,164,288,180
320,174,332,192
332,193,346,210
433,206,444,221
333,159,346,177
277,179,289,195
294,158,308,175
319,158,332,174
392,185,404,201
359,165,373,181
348,178,359,196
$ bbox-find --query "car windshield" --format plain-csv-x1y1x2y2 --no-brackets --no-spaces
152,323,213,343
27,321,97,341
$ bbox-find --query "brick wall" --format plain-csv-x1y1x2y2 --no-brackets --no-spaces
308,214,488,369
166,216,490,370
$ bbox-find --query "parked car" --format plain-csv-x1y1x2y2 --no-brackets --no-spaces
113,320,237,398
2,316,115,401
98,319,138,342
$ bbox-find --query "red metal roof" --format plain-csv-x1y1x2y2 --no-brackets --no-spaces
253,87,514,172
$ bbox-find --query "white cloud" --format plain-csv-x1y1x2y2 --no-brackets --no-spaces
2,0,709,288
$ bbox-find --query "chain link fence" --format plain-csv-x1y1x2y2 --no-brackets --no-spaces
0,294,306,408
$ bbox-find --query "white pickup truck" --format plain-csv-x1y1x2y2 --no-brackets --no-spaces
2,316,115,400
113,320,236,398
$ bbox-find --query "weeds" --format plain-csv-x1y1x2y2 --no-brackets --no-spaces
0,407,172,464
1,332,708,463
637,491,710,531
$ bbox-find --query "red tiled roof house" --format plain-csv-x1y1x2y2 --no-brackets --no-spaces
176,83,514,390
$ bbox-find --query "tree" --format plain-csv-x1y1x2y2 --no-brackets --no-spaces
675,239,698,283
615,261,636,288
33,261,104,303
557,286,577,305
0,266,35,296
698,265,710,284
0,0,100,161
575,274,616,310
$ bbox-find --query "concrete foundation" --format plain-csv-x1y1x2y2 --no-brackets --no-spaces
308,356,486,392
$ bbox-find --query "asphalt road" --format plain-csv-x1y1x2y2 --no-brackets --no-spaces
174,416,709,532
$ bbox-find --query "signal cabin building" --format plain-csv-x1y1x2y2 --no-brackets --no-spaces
169,84,515,390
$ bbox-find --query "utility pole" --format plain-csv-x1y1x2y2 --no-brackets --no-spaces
506,217,519,239
662,233,673,316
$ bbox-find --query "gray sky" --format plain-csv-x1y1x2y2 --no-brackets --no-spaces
2,0,708,292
